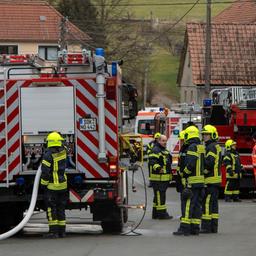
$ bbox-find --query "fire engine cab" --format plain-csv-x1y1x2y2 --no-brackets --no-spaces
202,87,256,191
0,49,138,233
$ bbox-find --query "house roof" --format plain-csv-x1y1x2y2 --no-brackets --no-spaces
184,23,256,85
0,0,90,43
214,0,256,24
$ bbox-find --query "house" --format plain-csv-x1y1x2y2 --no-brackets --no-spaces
0,0,90,62
177,0,256,104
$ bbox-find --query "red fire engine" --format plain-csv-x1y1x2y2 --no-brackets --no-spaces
202,87,256,191
0,49,138,233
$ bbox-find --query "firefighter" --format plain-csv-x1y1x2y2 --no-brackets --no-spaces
175,130,187,194
223,139,243,202
149,134,173,219
173,126,205,236
147,132,161,187
200,125,222,233
252,132,256,202
175,130,189,220
40,132,68,238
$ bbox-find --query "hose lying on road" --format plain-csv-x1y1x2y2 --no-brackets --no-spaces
0,166,42,240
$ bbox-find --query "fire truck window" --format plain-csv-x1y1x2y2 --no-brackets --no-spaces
138,120,155,135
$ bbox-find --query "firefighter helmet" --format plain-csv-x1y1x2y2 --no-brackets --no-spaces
201,124,218,140
225,139,236,150
154,132,161,139
184,126,200,142
46,132,64,148
178,130,185,140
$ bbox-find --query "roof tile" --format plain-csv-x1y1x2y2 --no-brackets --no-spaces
187,23,256,85
0,0,90,42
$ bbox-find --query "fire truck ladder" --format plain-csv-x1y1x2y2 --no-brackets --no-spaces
0,68,9,187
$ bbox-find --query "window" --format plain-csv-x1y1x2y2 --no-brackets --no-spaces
191,90,194,102
184,90,187,102
138,120,155,135
0,45,18,54
39,46,59,61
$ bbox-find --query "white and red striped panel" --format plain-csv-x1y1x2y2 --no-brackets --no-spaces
75,79,118,178
0,78,118,181
0,80,21,181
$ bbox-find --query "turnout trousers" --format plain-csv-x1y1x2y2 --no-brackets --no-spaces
152,181,169,218
179,187,204,234
201,185,219,233
224,179,240,200
44,189,68,235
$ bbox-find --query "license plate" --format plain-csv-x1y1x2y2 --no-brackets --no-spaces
79,118,97,131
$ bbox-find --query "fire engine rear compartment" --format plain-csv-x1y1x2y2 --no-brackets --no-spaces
0,74,127,233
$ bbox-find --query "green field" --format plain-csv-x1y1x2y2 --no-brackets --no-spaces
127,0,231,101
128,0,230,20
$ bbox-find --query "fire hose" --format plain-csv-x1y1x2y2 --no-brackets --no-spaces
0,166,42,240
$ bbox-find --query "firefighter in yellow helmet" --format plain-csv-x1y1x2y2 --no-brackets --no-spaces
146,132,161,188
223,139,243,202
200,125,222,234
40,132,68,238
173,125,205,236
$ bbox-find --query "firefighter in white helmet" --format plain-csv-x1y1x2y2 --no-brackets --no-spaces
40,132,68,238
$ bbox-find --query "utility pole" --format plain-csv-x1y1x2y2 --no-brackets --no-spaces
143,49,149,109
205,0,212,94
59,16,68,50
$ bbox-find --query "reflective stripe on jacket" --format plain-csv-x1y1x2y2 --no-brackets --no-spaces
204,140,222,185
223,150,242,179
148,143,172,182
182,138,205,187
41,146,67,190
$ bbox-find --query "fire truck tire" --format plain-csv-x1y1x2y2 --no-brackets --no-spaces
101,220,123,233
0,205,24,234
101,208,124,233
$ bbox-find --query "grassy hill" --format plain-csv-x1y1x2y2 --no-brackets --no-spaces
127,0,231,102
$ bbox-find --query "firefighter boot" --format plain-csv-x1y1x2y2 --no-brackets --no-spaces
158,212,173,220
173,227,190,236
152,208,157,219
225,196,232,202
233,195,242,202
58,225,66,238
43,226,59,239
200,220,212,234
191,224,200,235
211,219,218,233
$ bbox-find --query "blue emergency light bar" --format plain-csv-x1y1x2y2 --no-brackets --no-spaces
203,98,212,107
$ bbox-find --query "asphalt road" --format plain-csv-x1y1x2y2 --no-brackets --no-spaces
0,167,256,256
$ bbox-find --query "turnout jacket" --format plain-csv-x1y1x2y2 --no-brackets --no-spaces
176,143,189,189
204,140,222,185
182,138,205,187
149,142,172,182
223,149,243,179
146,139,157,155
41,146,67,190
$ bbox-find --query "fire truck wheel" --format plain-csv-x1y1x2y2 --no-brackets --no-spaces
101,220,123,234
